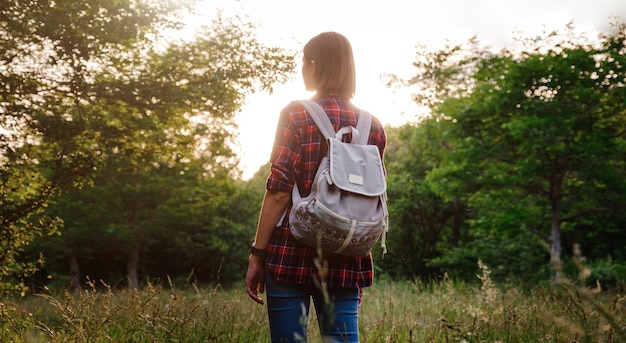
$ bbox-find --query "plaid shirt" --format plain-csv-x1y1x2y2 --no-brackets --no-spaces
265,95,386,288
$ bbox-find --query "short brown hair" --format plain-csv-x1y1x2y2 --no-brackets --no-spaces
303,32,356,99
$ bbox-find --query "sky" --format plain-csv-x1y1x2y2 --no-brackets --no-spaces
188,0,625,179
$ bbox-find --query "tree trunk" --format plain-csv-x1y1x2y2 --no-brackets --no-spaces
549,171,564,280
451,195,463,247
69,254,81,291
126,244,140,290
126,168,141,290
550,208,562,280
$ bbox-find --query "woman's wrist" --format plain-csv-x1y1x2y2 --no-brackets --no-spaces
250,243,268,258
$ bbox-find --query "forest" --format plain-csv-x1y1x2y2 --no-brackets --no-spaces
1,0,625,299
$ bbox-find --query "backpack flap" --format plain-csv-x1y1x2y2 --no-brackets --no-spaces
328,138,386,197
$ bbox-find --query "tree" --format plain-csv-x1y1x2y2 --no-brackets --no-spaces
80,16,293,289
412,24,626,281
34,156,267,289
0,0,187,294
3,0,295,292
376,122,463,280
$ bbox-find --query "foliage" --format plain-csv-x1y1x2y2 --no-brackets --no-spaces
389,22,626,283
5,1,626,299
142,172,262,287
31,159,269,290
3,0,295,293
378,122,462,280
0,0,185,296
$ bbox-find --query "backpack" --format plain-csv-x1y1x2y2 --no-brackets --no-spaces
286,99,388,257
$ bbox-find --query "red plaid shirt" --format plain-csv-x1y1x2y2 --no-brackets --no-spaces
265,95,387,288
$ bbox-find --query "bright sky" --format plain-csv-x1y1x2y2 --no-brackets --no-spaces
190,0,625,179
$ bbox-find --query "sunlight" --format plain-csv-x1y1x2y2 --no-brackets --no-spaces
183,0,624,179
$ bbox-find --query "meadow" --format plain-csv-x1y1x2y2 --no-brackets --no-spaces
1,262,624,343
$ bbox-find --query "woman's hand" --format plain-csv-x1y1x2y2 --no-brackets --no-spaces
245,254,266,305
358,287,364,308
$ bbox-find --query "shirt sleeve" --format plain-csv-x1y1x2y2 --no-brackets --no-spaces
266,104,301,192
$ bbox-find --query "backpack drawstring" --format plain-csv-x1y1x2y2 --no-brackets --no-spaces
380,193,389,258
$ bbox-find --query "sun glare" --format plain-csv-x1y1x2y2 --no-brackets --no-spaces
184,0,624,179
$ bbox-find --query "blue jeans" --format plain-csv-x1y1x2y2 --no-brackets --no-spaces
265,272,360,343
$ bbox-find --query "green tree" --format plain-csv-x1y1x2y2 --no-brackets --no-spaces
76,15,293,289
416,24,626,281
377,122,463,280
0,0,188,295
4,0,295,292
148,171,262,286
36,159,267,289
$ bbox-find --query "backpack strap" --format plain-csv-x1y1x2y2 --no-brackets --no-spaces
298,100,336,139
355,110,372,145
298,99,373,145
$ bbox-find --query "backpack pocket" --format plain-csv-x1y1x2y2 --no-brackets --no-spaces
328,138,386,197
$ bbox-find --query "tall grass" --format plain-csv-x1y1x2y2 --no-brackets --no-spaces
1,261,624,342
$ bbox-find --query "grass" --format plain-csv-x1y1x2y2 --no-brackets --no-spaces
1,262,625,343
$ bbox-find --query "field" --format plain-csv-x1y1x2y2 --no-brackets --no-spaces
1,264,625,342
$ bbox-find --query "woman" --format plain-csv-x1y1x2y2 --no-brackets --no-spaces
245,31,386,343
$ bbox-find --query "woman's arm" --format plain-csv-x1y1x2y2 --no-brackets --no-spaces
253,189,291,249
246,189,290,305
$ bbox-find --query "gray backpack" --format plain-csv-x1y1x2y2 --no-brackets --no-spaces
286,99,388,257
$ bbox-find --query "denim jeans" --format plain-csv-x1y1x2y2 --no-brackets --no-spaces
264,272,360,343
